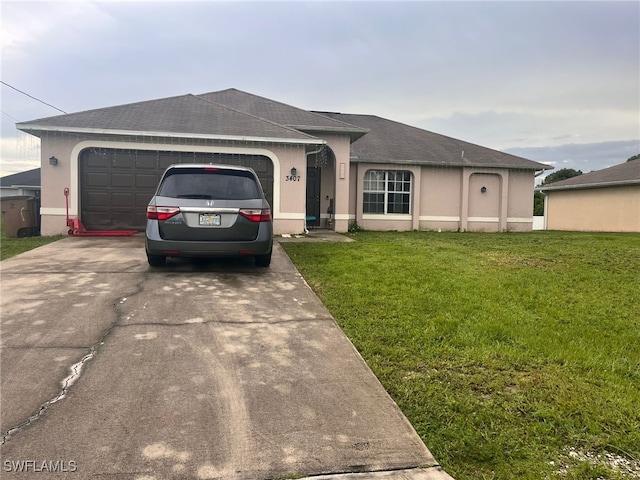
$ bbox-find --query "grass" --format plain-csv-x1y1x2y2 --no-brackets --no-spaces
281,231,640,480
0,215,65,260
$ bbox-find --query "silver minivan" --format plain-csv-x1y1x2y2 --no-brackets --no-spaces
145,164,273,267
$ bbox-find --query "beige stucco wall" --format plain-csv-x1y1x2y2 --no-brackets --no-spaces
270,144,306,235
319,163,334,228
348,164,358,223
322,134,352,233
35,130,538,236
37,132,310,236
467,172,502,232
465,168,535,232
351,164,536,233
545,185,640,232
419,167,462,231
506,170,536,232
355,163,418,231
39,134,83,235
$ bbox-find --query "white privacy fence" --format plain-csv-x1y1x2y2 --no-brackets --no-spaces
533,216,545,230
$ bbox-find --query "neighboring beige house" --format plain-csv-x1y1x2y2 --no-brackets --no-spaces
537,160,640,232
16,89,549,236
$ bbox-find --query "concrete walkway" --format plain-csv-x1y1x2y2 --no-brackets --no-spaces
0,235,452,479
277,229,356,243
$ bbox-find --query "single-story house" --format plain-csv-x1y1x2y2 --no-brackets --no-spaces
0,168,41,198
536,160,640,232
16,88,550,236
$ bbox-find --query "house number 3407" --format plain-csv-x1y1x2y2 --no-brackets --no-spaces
285,175,301,182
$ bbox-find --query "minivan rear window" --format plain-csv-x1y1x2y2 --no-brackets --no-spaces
158,168,262,200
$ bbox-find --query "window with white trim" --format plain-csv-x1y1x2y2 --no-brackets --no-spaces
363,170,412,214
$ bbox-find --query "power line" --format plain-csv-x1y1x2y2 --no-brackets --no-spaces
1,111,20,122
1,81,67,114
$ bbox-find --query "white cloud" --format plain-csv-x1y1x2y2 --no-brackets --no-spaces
2,1,116,63
1,0,637,176
413,108,639,150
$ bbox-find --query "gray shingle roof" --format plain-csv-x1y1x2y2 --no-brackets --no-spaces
538,160,640,191
315,112,549,170
0,168,41,186
198,89,368,141
17,94,320,143
16,88,549,170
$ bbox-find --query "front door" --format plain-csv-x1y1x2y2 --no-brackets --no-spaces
305,167,321,227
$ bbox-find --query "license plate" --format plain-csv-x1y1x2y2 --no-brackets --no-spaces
199,213,221,226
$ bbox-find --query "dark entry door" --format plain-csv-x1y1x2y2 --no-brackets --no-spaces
305,167,321,227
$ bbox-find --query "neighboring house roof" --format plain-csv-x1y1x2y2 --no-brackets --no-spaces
17,94,322,145
316,112,549,170
537,160,640,191
199,89,369,141
0,168,41,187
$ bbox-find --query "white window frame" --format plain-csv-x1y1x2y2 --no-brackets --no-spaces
363,170,412,215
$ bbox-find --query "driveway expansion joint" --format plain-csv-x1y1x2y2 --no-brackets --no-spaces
0,270,146,275
118,316,337,327
1,345,90,350
296,465,453,480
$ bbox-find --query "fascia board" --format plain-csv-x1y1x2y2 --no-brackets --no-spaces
536,180,640,192
352,157,545,170
17,124,325,145
290,124,370,136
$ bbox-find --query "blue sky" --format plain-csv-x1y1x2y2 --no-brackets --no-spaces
1,0,638,178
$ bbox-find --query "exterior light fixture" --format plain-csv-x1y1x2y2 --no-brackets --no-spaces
290,167,297,177
49,156,58,166
481,186,487,193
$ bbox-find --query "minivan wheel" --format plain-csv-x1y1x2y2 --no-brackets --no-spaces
255,251,272,267
147,254,166,267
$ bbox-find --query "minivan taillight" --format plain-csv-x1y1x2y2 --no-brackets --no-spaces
147,206,180,221
239,208,271,222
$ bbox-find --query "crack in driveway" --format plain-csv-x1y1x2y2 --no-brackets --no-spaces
1,276,146,445
1,350,95,445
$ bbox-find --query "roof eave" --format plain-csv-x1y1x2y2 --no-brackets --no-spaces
16,124,325,146
352,157,547,170
290,125,370,142
536,180,640,192
1,184,40,188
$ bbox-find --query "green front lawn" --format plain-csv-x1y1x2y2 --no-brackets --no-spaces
0,215,65,260
281,231,640,480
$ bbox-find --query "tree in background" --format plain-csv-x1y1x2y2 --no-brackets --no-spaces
533,168,583,215
533,191,545,216
627,154,640,162
542,168,583,185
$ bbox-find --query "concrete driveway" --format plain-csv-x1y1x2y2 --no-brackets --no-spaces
0,236,451,480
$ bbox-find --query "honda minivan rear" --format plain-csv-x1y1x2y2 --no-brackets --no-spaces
145,164,273,267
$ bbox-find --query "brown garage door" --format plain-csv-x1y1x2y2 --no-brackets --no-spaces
80,148,274,231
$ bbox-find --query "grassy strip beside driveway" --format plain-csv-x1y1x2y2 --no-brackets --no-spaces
281,231,640,480
1,216,65,260
0,233,65,261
